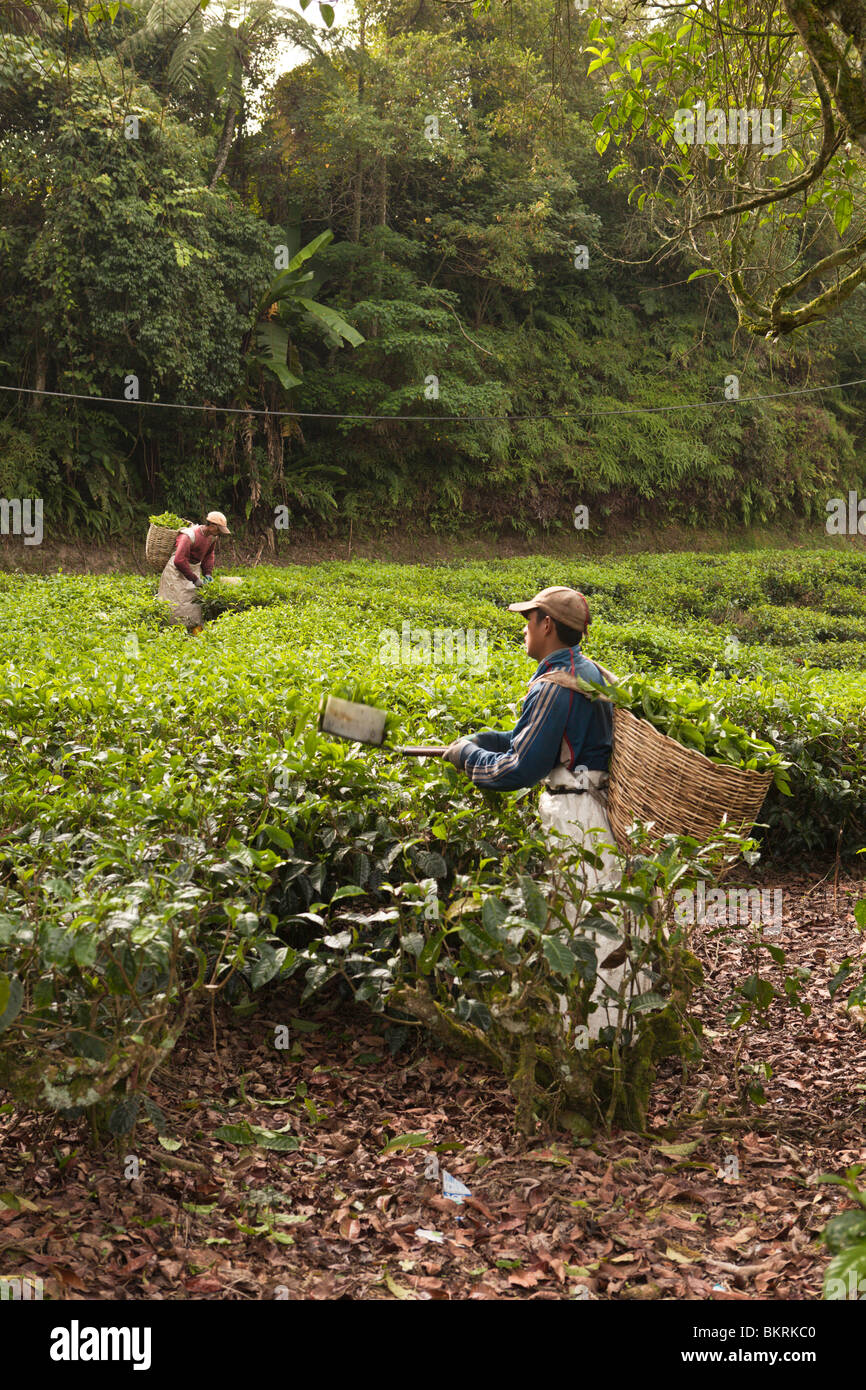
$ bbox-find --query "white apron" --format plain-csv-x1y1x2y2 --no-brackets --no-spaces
539,752,651,1038
157,526,202,627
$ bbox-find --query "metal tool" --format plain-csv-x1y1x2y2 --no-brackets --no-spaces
318,695,445,756
319,695,388,745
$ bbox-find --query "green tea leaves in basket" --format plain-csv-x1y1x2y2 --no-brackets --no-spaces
575,673,791,794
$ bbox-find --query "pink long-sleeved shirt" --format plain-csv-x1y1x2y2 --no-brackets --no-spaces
173,526,216,582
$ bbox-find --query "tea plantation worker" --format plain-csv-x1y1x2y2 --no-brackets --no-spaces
158,510,231,628
442,586,639,1036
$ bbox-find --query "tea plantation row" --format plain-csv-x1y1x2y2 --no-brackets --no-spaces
0,551,862,1122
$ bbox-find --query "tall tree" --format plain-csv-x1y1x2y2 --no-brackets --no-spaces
584,0,866,337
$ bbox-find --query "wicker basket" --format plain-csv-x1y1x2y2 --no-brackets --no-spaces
538,669,772,851
606,705,772,851
145,523,180,572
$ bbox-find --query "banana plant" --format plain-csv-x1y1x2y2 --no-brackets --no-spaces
244,229,364,393
233,229,364,516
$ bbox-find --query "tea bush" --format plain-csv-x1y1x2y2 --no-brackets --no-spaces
0,549,863,1129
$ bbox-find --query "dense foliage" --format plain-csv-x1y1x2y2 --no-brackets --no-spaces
2,0,866,534
585,0,866,338
0,549,862,1137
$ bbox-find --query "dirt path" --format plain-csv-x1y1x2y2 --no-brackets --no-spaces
1,526,861,576
2,872,864,1301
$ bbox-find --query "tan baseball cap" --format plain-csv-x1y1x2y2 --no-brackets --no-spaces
206,510,231,535
508,585,591,632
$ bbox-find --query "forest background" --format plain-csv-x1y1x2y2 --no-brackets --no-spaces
3,0,866,543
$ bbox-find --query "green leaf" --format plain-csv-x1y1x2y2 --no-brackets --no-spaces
520,876,548,928
834,191,853,237
142,1096,167,1135
824,1211,866,1255
285,230,333,273
296,298,364,348
108,1096,141,1136
828,963,852,1000
380,1132,429,1153
418,930,445,975
824,1242,866,1298
249,1126,299,1151
542,936,576,976
738,974,775,1010
629,991,667,1014
73,933,98,968
322,930,352,950
481,896,508,934
653,1140,699,1160
330,884,365,902
263,824,294,851
158,1136,183,1152
214,1122,255,1146
416,850,447,879
258,358,302,392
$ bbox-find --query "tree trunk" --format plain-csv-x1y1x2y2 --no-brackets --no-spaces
390,983,503,1069
369,153,387,339
351,4,366,244
209,103,238,190
783,0,866,149
33,342,47,412
378,152,387,245
351,157,364,243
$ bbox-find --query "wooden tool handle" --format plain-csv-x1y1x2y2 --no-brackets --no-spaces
396,746,448,756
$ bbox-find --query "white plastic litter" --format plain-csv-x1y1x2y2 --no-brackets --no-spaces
442,1170,472,1205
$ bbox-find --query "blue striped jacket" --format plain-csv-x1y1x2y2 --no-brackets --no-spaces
460,644,612,791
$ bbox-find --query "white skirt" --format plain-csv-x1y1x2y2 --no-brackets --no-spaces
158,558,202,627
539,764,651,1038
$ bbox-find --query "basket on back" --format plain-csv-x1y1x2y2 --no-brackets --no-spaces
145,524,179,572
606,705,771,850
538,669,772,852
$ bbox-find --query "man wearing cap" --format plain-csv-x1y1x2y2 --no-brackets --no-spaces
442,587,638,1034
158,510,231,628
444,585,610,787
